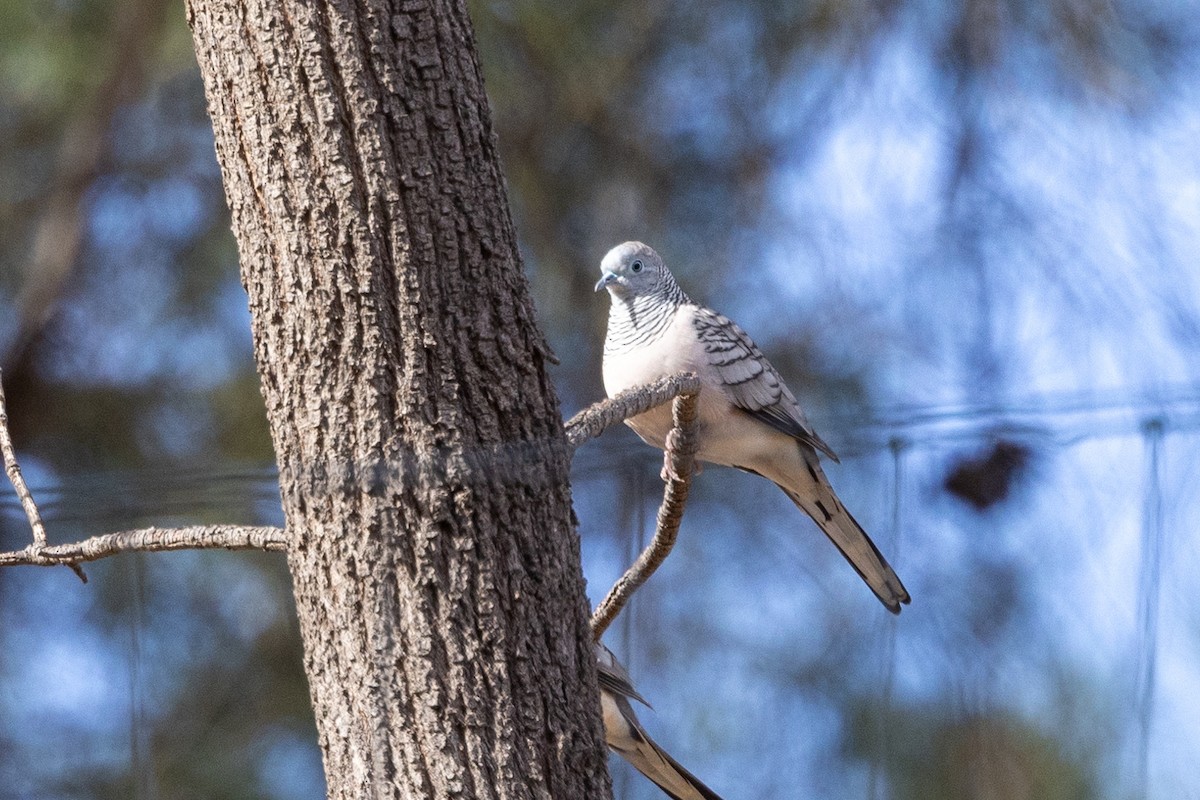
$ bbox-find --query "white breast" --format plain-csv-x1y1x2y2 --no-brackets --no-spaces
602,304,794,473
603,307,700,392
603,306,707,450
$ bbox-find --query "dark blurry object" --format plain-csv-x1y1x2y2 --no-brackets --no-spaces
944,439,1032,511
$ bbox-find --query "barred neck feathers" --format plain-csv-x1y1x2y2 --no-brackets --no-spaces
604,280,690,356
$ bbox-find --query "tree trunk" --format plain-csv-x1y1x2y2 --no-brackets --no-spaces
185,0,612,797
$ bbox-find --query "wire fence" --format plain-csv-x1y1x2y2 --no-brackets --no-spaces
2,387,1198,799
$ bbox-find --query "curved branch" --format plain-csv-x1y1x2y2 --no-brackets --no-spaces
0,525,288,570
590,386,700,638
565,372,701,449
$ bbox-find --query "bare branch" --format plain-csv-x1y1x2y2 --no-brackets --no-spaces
566,373,703,637
0,525,288,569
591,388,699,639
564,372,701,449
3,370,286,578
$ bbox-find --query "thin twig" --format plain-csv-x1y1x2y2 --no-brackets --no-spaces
0,372,49,550
1,373,86,581
565,373,701,450
0,525,288,569
591,388,699,639
0,373,287,581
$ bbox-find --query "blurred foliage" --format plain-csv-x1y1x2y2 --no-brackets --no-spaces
3,0,1200,797
846,701,1100,800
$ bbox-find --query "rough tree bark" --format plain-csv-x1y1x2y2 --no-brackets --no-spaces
185,0,612,797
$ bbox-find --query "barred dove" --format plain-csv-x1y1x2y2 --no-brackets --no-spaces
595,241,910,613
596,642,725,800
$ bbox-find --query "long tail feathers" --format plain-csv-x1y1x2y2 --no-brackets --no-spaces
607,716,726,800
597,643,725,800
604,700,724,800
782,460,910,614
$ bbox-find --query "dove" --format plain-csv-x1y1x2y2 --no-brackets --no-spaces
596,642,725,800
595,241,910,613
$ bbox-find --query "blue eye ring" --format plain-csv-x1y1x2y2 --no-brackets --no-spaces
630,260,644,273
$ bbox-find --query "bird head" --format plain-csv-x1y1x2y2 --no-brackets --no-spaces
594,241,670,298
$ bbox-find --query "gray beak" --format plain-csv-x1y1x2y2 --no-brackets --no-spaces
594,272,619,292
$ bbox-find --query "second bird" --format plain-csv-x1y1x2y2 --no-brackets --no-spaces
595,241,910,613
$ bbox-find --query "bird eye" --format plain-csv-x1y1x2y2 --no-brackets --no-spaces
630,260,644,273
